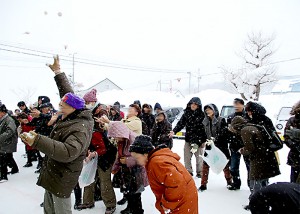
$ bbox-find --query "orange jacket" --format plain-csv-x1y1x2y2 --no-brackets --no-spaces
146,148,198,214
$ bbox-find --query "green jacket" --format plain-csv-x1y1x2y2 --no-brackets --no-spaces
33,72,93,198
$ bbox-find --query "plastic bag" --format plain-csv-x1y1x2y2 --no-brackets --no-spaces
201,144,228,174
78,155,98,188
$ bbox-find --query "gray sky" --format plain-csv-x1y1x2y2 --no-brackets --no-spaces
1,0,300,110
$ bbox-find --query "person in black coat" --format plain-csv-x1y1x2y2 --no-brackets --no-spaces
141,104,155,136
151,112,173,149
249,182,300,214
17,101,31,114
171,97,207,177
284,100,300,183
227,98,251,190
154,103,163,115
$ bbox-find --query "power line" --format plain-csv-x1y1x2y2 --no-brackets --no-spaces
0,43,190,73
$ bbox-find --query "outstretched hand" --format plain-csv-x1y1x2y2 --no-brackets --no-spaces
46,55,61,75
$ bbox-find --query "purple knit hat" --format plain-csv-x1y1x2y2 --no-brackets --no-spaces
83,89,97,103
62,93,85,110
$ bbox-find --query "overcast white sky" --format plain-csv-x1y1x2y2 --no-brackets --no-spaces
1,0,300,110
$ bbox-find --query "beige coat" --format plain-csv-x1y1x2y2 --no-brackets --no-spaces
122,116,142,136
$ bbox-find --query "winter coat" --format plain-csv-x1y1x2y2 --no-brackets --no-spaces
32,72,94,198
20,122,36,151
108,122,148,193
173,97,207,145
240,125,280,180
30,113,53,136
227,111,248,152
203,104,230,159
284,115,300,167
122,116,142,135
146,147,198,214
0,114,18,153
249,182,300,214
89,130,117,172
151,112,173,149
141,111,155,135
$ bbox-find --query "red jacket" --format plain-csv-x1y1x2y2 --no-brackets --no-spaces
21,123,35,151
91,131,107,156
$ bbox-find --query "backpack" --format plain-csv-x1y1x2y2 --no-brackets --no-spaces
247,124,283,152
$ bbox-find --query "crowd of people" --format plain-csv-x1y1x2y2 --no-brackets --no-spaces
0,55,299,214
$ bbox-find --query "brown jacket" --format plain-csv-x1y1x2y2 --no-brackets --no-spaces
33,72,94,198
241,125,280,180
146,148,198,214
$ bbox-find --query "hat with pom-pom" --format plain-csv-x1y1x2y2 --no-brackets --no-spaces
83,89,97,103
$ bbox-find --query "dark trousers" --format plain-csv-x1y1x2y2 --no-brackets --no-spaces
291,166,300,183
230,150,251,188
201,162,232,186
74,183,82,204
6,153,19,172
0,153,8,180
127,193,143,214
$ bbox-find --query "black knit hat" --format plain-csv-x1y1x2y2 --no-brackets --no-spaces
129,135,155,154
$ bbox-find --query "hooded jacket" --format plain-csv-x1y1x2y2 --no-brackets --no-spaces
32,72,94,198
109,105,123,121
203,104,230,158
231,117,280,180
284,101,300,167
173,97,207,145
154,103,163,111
245,102,275,133
141,104,156,134
146,147,198,214
151,112,173,149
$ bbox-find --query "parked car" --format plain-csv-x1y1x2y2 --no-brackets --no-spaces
172,110,186,139
220,105,235,118
164,107,183,124
275,106,292,139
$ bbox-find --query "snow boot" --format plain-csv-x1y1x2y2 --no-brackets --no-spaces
105,207,116,214
23,162,33,167
198,185,207,192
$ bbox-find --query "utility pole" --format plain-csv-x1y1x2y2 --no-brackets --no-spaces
158,80,161,91
187,72,191,94
197,68,201,93
72,53,77,83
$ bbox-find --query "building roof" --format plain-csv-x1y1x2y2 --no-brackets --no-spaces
79,78,122,95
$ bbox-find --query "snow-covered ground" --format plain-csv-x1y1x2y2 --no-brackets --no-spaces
0,138,291,214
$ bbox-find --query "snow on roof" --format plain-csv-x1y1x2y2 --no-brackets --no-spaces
272,78,300,93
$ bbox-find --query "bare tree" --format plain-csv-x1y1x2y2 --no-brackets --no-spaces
11,87,36,104
222,32,277,101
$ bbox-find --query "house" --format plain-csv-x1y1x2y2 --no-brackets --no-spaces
79,78,122,96
271,77,300,94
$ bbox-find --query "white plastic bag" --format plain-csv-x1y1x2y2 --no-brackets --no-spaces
201,144,228,174
78,155,98,188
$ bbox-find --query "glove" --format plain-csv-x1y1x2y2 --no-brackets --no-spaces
190,144,199,154
20,131,38,146
206,138,215,146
